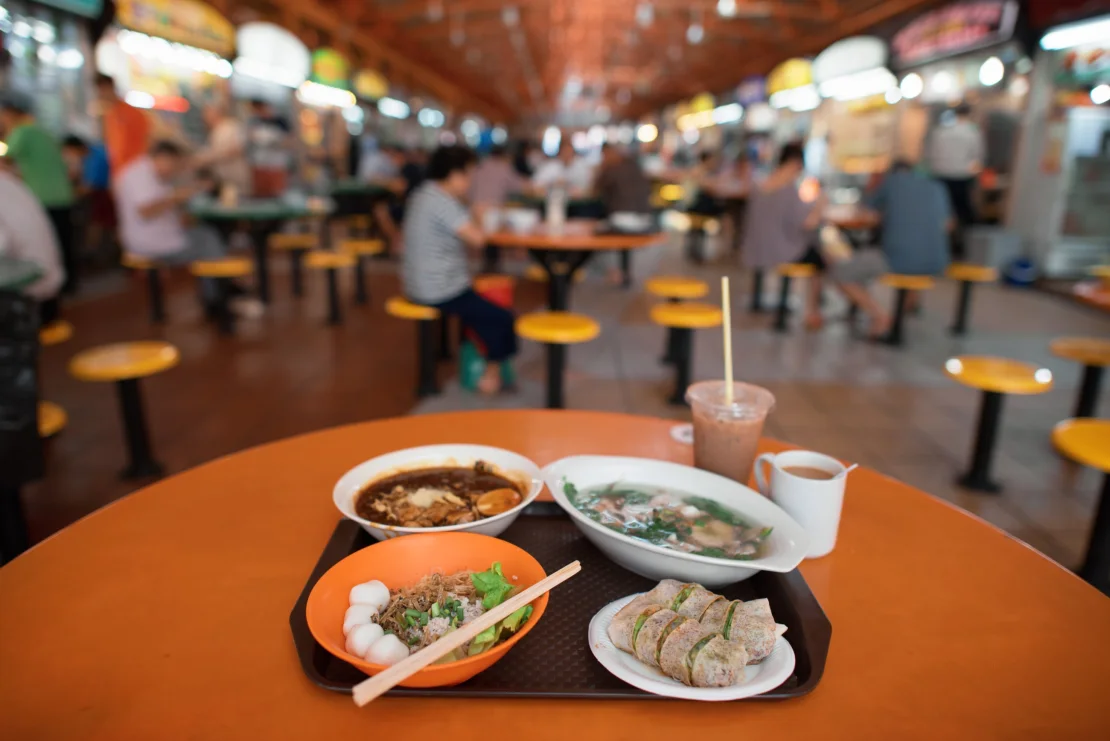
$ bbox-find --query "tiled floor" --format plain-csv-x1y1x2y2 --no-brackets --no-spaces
25,232,1110,572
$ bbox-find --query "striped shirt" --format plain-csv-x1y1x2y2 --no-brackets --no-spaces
402,181,471,304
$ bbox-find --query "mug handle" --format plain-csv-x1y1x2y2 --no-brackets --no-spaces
753,453,776,496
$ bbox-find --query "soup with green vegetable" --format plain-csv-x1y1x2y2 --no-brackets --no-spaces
564,481,772,560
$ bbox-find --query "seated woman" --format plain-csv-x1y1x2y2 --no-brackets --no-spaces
402,145,517,395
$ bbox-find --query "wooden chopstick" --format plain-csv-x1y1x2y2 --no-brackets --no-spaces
351,560,582,706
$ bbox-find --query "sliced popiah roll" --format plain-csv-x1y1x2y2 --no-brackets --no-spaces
643,579,687,606
699,598,736,633
632,609,682,667
608,600,663,653
736,597,773,622
689,634,748,688
727,613,779,664
675,587,723,621
658,619,714,683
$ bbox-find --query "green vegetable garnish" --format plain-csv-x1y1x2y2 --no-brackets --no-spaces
467,624,498,656
430,602,442,618
684,635,716,683
684,496,751,527
470,561,515,609
656,616,686,665
631,612,651,647
694,547,728,559
500,604,533,633
723,601,739,640
670,584,696,611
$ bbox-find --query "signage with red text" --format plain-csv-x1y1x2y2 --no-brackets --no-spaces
892,1,1019,68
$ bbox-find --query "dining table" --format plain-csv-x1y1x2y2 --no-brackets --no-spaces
2,409,1108,739
189,196,334,304
485,221,665,309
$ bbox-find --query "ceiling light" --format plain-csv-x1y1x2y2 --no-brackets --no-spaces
32,20,54,44
636,123,658,143
417,108,445,128
298,81,356,109
1008,76,1029,97
1092,84,1110,105
818,67,896,101
884,87,902,104
501,6,519,27
636,3,654,28
768,85,819,112
687,23,704,45
682,128,700,145
979,57,1004,87
56,48,84,70
37,45,56,63
12,19,31,37
377,97,410,119
491,126,507,144
717,0,737,17
1040,16,1110,51
125,91,155,109
930,70,955,95
426,2,444,22
542,126,561,156
900,73,923,99
460,119,480,137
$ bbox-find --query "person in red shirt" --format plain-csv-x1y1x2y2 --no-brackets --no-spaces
94,74,150,178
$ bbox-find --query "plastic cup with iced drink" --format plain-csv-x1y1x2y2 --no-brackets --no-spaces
686,380,776,486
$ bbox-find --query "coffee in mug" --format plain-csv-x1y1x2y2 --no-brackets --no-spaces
781,465,836,481
754,450,851,558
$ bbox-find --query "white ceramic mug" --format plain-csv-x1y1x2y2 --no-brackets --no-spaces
754,450,849,559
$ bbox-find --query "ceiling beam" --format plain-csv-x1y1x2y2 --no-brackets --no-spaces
263,0,511,119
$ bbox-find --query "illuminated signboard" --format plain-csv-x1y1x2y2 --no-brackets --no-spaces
892,0,1019,68
116,0,234,57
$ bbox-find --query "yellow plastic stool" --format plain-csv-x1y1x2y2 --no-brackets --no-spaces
69,341,179,479
387,297,441,397
305,251,355,325
269,233,318,251
122,253,166,324
189,257,252,278
1050,337,1110,418
1053,418,1110,589
646,276,709,301
39,319,73,347
772,263,815,333
651,303,723,405
880,274,936,346
945,355,1053,493
38,401,67,438
947,263,998,336
516,312,600,409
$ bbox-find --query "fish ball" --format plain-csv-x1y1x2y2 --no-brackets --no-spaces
343,604,379,636
365,633,409,666
345,623,385,659
349,580,390,611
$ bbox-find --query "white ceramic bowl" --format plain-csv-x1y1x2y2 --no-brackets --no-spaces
503,208,540,233
334,444,544,540
542,455,809,587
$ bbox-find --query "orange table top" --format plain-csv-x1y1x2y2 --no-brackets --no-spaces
2,410,1108,739
486,220,665,250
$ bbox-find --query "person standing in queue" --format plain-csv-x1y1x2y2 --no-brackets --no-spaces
94,74,150,178
927,102,983,259
402,145,517,395
0,168,65,322
0,95,78,294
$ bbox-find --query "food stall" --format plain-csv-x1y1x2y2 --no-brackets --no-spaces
888,0,1027,219
93,0,233,143
811,36,899,184
1006,11,1110,278
231,22,309,107
766,58,818,148
0,0,100,137
296,48,355,183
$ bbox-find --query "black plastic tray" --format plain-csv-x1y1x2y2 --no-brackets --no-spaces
290,503,831,699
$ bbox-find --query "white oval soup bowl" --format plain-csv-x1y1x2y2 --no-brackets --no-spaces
334,444,544,540
543,456,809,587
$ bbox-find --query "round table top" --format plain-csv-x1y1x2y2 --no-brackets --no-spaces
824,205,879,231
486,220,665,250
330,180,394,197
1050,337,1110,367
944,355,1055,395
1053,419,1110,473
189,196,334,221
2,411,1108,739
68,341,180,382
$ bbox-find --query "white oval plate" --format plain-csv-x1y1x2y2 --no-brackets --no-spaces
588,594,796,701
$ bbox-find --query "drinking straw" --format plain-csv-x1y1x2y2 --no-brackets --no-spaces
722,276,734,405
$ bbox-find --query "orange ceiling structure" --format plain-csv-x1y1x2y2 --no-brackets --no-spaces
229,0,942,121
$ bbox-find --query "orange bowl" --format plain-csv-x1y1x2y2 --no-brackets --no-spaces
305,532,549,688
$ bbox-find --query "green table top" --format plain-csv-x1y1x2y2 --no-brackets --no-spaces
0,257,43,292
329,180,393,197
189,196,335,221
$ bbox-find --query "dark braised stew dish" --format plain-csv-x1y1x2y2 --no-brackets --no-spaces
354,461,524,527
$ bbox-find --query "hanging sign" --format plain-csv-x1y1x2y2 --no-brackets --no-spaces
892,1,1019,69
235,22,310,87
35,0,104,18
767,59,812,94
311,48,350,89
116,0,234,57
690,92,716,114
736,76,767,105
353,69,390,100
